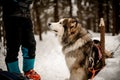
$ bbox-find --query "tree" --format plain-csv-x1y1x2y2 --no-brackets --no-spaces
33,0,42,40
0,6,2,42
68,0,73,17
112,0,120,35
54,0,59,22
105,0,110,33
77,0,83,23
98,0,104,21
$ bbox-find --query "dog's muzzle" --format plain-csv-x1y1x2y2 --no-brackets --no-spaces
48,23,58,33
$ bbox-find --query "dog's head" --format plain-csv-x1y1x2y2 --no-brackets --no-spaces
48,18,87,46
48,18,65,38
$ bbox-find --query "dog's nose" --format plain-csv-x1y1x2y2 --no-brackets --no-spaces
48,23,51,26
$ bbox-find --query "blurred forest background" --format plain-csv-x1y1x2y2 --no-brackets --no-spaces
0,0,120,44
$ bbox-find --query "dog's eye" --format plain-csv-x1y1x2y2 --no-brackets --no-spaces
59,22,62,24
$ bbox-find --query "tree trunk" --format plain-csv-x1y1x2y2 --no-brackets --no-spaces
98,0,104,20
106,0,110,33
87,18,91,29
33,1,42,40
31,9,38,35
77,0,82,22
0,22,2,42
112,0,120,35
0,7,2,42
68,0,73,17
54,0,59,22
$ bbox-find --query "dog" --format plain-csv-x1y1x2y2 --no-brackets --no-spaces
48,18,112,80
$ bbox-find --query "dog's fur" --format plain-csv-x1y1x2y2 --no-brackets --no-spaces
48,18,112,80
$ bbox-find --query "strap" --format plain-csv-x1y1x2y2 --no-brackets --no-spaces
95,45,102,60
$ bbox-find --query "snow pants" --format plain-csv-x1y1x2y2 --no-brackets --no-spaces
3,16,36,73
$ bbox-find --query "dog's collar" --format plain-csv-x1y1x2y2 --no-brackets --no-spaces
62,33,92,54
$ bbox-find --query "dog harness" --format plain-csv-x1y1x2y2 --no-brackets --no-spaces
88,43,104,80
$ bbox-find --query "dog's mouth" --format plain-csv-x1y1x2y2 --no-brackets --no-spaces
53,30,58,32
53,30,58,36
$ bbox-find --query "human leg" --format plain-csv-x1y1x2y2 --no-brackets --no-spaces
3,17,22,73
21,18,36,72
21,18,40,80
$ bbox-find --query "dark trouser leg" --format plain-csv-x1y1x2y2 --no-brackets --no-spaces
21,18,36,72
3,17,21,73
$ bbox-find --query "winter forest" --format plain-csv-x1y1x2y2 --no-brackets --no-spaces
0,0,120,42
0,0,120,80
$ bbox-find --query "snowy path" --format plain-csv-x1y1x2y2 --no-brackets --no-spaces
0,31,120,80
35,32,69,80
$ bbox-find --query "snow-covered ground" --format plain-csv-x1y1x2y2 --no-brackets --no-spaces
0,31,120,80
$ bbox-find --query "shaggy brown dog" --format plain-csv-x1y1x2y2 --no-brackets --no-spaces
48,18,112,80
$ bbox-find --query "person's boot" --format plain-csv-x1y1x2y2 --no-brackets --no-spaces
24,69,41,80
6,60,21,74
22,47,41,80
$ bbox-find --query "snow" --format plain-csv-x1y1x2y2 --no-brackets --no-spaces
0,31,120,80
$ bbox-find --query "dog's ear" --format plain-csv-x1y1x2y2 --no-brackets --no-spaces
63,19,68,27
63,19,68,31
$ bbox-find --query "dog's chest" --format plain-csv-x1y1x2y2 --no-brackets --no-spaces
65,56,76,69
